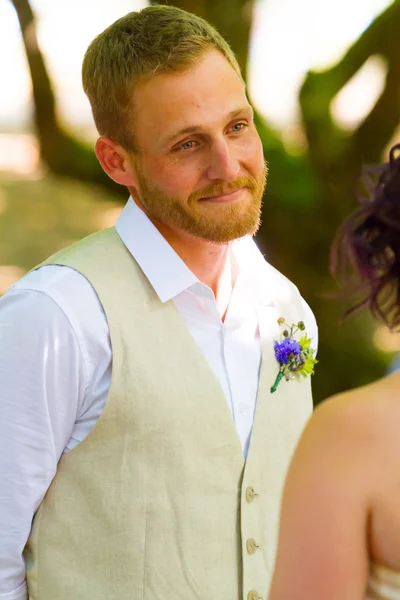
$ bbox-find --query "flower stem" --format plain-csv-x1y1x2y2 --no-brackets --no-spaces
270,371,284,393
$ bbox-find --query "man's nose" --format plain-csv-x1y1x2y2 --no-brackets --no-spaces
206,140,240,182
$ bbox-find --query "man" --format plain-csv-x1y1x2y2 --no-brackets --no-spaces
0,6,317,600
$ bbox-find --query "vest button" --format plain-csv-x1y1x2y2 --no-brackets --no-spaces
246,537,259,555
245,486,257,503
247,591,262,600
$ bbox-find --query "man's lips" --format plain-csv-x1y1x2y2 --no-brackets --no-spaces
198,187,246,204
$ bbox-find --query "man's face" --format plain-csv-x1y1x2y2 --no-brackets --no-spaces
129,49,267,243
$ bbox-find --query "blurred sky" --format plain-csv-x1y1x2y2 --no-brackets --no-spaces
0,0,393,142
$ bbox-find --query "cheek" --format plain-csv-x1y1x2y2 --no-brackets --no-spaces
245,133,264,172
248,133,264,169
152,158,203,198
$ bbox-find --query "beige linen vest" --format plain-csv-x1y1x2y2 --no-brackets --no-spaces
24,227,313,600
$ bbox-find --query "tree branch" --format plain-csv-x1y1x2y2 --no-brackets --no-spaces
300,0,400,176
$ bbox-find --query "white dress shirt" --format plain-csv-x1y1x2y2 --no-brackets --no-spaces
0,198,317,600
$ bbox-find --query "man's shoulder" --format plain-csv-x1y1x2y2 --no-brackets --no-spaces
11,263,95,299
238,237,302,297
6,264,108,367
255,253,317,343
258,255,306,310
41,227,120,268
263,259,301,294
8,265,104,335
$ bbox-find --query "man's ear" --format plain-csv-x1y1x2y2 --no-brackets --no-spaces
95,137,136,186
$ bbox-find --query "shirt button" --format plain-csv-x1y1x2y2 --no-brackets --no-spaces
246,538,259,555
245,486,257,503
247,591,262,600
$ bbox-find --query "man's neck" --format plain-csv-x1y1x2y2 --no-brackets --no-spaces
155,223,239,320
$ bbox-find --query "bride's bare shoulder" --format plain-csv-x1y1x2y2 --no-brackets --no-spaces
310,370,400,458
316,370,400,417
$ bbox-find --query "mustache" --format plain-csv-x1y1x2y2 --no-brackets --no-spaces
189,175,258,202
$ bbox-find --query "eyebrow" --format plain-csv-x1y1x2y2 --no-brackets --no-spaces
161,106,254,148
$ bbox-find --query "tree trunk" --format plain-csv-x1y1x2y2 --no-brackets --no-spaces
10,0,125,197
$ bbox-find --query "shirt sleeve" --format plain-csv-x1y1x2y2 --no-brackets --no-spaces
0,289,85,597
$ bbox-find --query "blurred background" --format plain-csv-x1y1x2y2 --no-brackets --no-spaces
1,0,400,404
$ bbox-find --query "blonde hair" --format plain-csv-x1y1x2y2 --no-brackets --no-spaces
82,5,242,152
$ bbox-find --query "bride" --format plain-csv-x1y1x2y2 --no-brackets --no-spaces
268,144,400,600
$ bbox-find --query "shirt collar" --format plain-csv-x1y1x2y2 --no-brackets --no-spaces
116,197,197,303
115,196,278,306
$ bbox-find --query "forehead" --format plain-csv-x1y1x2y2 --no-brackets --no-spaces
133,50,249,145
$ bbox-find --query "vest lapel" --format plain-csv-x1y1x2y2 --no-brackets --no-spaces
245,299,312,473
156,296,245,466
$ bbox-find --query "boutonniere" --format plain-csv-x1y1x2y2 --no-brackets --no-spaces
270,318,318,393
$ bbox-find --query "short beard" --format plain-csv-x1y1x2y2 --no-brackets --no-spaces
133,162,268,243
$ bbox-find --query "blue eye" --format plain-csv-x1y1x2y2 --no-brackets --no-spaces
232,122,245,132
176,140,196,152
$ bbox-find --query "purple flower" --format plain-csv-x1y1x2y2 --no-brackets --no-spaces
274,338,302,365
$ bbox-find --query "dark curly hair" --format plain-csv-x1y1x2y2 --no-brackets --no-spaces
330,143,400,329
